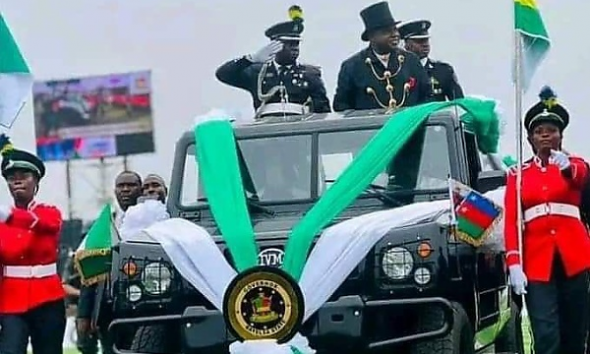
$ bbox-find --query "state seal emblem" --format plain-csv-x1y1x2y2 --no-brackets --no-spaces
222,266,304,343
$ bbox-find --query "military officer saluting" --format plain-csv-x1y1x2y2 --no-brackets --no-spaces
397,19,464,101
333,1,432,112
215,6,330,119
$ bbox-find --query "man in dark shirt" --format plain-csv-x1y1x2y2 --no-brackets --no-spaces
397,19,464,101
333,1,432,112
77,171,143,354
215,6,331,119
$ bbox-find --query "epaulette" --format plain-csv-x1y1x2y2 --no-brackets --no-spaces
430,58,452,67
300,63,322,75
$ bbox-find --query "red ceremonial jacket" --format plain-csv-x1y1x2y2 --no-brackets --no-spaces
0,201,65,314
504,155,590,282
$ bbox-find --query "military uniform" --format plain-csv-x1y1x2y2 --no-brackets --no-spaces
397,19,464,102
215,10,330,118
333,2,432,112
0,147,66,354
504,87,590,354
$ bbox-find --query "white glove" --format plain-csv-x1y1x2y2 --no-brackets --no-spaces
248,40,284,63
0,205,11,222
508,265,528,295
549,149,571,170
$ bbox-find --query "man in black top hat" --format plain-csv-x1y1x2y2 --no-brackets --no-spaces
333,2,432,112
397,19,464,102
216,6,330,119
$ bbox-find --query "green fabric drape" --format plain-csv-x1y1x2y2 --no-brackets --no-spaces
194,98,502,280
194,120,258,272
456,97,500,154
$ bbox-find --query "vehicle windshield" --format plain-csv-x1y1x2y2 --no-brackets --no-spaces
179,124,450,208
318,124,451,193
180,134,313,207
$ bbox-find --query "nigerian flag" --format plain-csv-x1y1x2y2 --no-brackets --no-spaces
0,14,32,127
514,0,550,92
75,204,114,286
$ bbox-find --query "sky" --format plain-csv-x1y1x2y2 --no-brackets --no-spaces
1,0,587,220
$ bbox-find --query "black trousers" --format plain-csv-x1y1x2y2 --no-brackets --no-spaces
76,330,98,354
526,253,590,354
0,300,66,354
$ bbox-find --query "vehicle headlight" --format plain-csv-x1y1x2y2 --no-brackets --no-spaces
127,285,142,302
141,262,172,295
414,267,432,285
381,247,414,280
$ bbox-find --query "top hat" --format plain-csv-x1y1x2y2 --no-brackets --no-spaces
360,2,397,41
397,19,431,40
524,86,569,132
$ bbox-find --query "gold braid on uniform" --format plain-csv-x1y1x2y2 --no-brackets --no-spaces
364,55,410,111
257,62,286,105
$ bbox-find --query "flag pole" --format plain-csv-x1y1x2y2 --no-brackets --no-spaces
514,30,525,268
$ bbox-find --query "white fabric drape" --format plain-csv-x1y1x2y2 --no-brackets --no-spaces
143,218,237,311
124,187,506,354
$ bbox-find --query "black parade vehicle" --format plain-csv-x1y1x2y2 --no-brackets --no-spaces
107,108,523,354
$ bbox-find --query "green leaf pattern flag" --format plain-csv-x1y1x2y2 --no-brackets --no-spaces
0,14,32,127
74,204,114,286
135,98,505,353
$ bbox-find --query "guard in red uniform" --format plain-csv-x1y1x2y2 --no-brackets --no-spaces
0,136,66,354
504,86,590,354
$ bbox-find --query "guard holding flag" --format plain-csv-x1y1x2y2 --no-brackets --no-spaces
504,86,590,354
0,135,66,354
215,5,331,118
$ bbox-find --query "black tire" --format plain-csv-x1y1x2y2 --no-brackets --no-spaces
494,300,524,354
411,302,475,354
130,325,171,354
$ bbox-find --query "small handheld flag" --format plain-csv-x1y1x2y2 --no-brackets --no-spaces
449,179,503,247
74,204,114,285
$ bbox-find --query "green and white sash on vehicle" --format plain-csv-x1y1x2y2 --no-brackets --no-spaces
125,98,507,354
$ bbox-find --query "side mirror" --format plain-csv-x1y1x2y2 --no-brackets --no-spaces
476,170,506,193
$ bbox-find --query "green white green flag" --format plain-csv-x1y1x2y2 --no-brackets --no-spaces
75,204,114,285
0,15,32,127
514,0,550,92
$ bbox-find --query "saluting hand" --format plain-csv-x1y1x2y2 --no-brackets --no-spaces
0,205,11,222
508,265,528,295
249,40,284,63
549,149,571,170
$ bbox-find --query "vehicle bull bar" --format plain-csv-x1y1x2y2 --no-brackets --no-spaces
108,296,454,354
